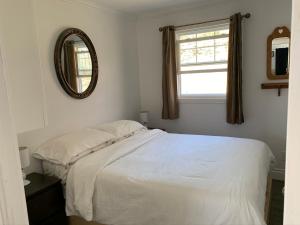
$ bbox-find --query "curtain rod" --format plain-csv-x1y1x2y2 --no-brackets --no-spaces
159,13,251,32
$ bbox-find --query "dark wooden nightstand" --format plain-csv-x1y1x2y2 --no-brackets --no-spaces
25,173,67,225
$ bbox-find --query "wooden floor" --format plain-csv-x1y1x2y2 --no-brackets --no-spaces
269,180,284,225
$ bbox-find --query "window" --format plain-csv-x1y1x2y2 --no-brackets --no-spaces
74,43,92,92
176,23,229,100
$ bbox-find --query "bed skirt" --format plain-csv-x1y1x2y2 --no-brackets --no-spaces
68,175,273,225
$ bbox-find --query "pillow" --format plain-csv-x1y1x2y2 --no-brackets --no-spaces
96,120,146,140
33,128,115,166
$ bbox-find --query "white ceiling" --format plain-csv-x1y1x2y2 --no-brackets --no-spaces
92,0,210,14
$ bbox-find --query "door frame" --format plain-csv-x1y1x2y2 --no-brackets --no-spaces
284,0,300,224
0,38,29,225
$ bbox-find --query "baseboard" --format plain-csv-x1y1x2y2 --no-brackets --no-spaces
271,168,285,181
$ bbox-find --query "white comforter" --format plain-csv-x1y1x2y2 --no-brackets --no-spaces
66,130,274,225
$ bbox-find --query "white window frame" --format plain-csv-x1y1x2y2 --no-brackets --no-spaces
175,23,229,103
74,42,93,93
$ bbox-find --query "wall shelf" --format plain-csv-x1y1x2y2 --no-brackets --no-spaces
261,82,289,96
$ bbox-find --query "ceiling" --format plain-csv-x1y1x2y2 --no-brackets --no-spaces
92,0,210,14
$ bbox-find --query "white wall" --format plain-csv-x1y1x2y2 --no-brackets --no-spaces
0,0,46,134
18,0,141,172
137,0,291,179
284,0,300,223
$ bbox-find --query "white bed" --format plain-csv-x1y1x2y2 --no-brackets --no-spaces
61,129,274,225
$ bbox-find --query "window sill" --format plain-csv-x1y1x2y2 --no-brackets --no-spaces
178,97,226,104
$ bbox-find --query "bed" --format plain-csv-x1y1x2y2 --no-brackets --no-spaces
35,120,274,225
44,128,273,225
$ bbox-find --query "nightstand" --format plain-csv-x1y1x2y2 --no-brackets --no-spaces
25,173,67,225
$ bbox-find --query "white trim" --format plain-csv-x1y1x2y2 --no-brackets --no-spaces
284,0,300,222
179,94,226,104
0,168,8,225
175,22,229,100
176,22,229,35
179,68,227,74
177,34,229,44
0,36,29,225
181,61,227,67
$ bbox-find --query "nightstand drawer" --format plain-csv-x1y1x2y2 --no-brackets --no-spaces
27,183,65,224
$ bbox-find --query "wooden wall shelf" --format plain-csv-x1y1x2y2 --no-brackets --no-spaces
261,82,289,96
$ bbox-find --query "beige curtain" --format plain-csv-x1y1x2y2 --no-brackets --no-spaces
227,13,244,124
161,26,179,120
64,41,78,91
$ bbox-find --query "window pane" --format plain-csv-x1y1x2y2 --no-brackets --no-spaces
180,49,197,64
176,25,229,98
197,40,214,47
214,29,229,35
181,63,227,72
180,72,227,95
76,46,89,52
197,47,214,63
197,31,214,38
180,34,196,40
78,70,92,76
77,77,91,92
215,37,229,46
77,52,92,76
180,42,197,49
215,46,228,61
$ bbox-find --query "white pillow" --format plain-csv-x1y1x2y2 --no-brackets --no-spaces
96,120,146,140
33,128,115,166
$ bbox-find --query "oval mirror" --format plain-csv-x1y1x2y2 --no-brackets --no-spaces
54,28,98,99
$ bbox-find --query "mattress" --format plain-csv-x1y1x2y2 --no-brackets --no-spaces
65,129,274,225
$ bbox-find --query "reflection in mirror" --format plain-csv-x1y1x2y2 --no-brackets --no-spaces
61,35,92,93
271,37,289,76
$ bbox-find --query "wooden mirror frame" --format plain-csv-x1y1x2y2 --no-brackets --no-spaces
54,28,98,99
267,26,290,80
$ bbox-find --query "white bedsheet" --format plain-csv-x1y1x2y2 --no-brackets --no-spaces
42,161,69,184
66,130,274,225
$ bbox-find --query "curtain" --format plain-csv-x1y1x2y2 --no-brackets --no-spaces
161,26,179,120
64,41,78,91
227,13,244,124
